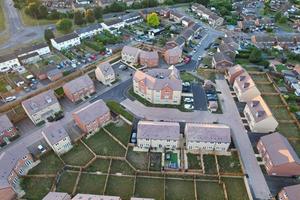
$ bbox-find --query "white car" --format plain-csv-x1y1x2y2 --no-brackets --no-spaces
4,96,16,102
184,98,194,103
182,82,190,87
184,104,194,110
208,52,214,56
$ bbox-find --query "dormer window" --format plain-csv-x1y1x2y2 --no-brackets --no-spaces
256,110,265,118
243,82,250,88
239,75,246,81
251,101,259,107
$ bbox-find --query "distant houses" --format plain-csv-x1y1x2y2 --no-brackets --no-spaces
191,3,224,27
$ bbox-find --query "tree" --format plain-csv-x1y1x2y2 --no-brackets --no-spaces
44,29,55,43
85,9,95,23
93,6,103,20
147,12,160,27
74,10,86,25
56,18,72,33
48,9,60,20
164,0,175,5
141,0,158,8
249,48,262,63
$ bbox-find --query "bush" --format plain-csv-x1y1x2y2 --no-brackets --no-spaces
258,60,270,67
106,101,134,122
83,40,105,52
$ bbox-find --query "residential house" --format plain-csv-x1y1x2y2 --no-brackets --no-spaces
43,192,72,200
121,12,143,26
15,43,50,57
98,0,114,7
278,184,300,200
160,8,171,18
174,36,186,48
182,17,194,27
63,74,95,103
255,18,274,28
121,46,140,65
251,35,277,48
244,95,278,133
72,194,121,200
190,23,202,35
133,66,182,105
212,52,234,71
164,46,182,65
50,33,81,51
42,122,72,155
95,62,115,85
237,20,255,32
139,50,159,67
217,43,237,59
0,114,17,146
47,68,63,82
75,23,103,39
0,187,16,200
185,123,231,152
226,64,245,85
137,121,181,151
257,132,300,176
101,18,125,32
72,99,111,134
233,71,261,102
222,37,239,50
181,29,194,42
0,53,21,72
18,52,41,65
169,10,184,23
22,90,62,125
191,3,224,26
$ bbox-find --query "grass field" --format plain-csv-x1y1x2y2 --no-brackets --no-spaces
256,83,277,93
196,181,225,200
277,122,300,138
126,147,149,170
19,9,57,27
61,142,94,166
251,74,270,82
21,177,54,200
270,107,293,121
180,72,199,82
76,174,106,195
110,160,135,175
203,154,217,174
149,152,162,171
28,151,63,175
262,95,283,106
187,153,202,170
105,176,135,200
165,179,195,200
288,139,300,156
222,178,249,200
84,129,126,157
105,120,132,145
0,0,5,31
134,177,164,200
0,79,8,93
84,159,110,173
56,171,78,194
217,152,242,174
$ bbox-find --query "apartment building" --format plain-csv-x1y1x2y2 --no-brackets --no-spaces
0,53,21,72
63,74,95,103
0,115,17,146
121,46,140,65
72,99,111,134
139,50,159,67
185,123,231,152
164,46,182,65
278,184,300,200
244,95,278,133
233,71,261,102
22,90,62,125
42,122,73,155
50,33,81,51
95,62,115,85
137,121,181,151
133,66,182,105
15,43,51,57
75,23,103,39
226,64,245,85
257,132,300,176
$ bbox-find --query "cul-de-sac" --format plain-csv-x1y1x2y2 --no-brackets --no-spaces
1,0,300,200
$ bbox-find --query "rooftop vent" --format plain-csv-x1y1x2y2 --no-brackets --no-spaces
256,110,265,118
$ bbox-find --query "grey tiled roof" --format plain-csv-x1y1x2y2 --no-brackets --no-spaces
42,122,69,145
63,74,94,94
137,121,180,140
0,114,13,133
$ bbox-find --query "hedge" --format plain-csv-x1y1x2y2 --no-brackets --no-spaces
106,101,134,122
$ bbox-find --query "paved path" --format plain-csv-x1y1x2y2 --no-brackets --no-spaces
121,79,272,200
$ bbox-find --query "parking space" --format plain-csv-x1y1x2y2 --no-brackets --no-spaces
191,83,207,111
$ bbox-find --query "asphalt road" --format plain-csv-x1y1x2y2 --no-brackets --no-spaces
191,83,207,111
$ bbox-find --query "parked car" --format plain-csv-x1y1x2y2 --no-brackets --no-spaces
30,83,37,90
184,98,194,103
23,86,30,92
184,104,194,110
4,96,16,102
182,82,190,87
131,132,137,143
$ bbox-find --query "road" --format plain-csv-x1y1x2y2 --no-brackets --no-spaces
0,0,52,50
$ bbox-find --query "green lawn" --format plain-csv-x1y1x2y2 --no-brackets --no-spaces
61,142,94,166
126,147,149,170
134,177,164,200
256,83,277,93
76,174,106,195
21,177,54,200
149,152,162,171
187,153,202,170
277,123,300,138
270,107,293,121
222,178,249,200
84,129,126,157
180,72,199,82
28,152,64,175
203,154,217,174
0,0,5,31
56,171,78,194
262,95,283,106
250,74,270,82
105,176,135,200
104,120,132,145
165,179,196,200
275,64,288,72
196,181,225,200
106,101,134,122
0,79,8,93
217,152,242,174
84,159,110,173
110,160,135,175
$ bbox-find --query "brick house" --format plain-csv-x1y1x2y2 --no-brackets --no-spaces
212,52,234,71
0,115,17,146
139,50,159,67
257,132,300,176
137,121,181,151
226,64,245,85
233,71,261,102
164,46,182,65
72,99,111,134
121,46,140,65
169,10,184,23
95,62,115,85
63,74,95,103
217,43,237,59
133,66,182,105
47,68,63,82
244,95,278,133
278,184,300,200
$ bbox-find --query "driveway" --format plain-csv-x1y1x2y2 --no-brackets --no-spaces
191,83,207,111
